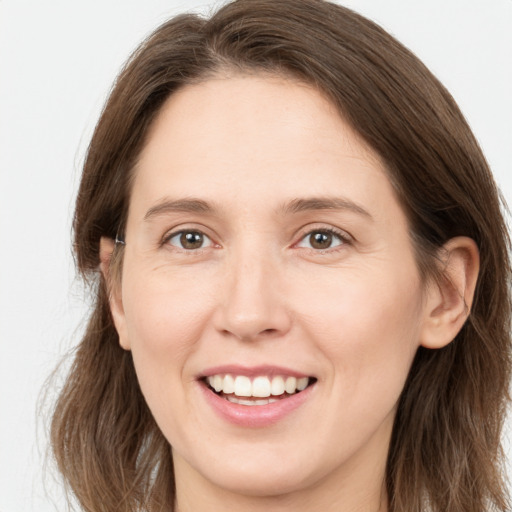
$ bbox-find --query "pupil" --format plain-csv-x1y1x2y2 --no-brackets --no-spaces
310,232,332,249
180,232,203,249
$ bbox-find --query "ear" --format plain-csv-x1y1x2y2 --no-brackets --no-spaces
420,236,479,349
99,236,131,351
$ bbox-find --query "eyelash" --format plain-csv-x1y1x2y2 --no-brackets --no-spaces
161,226,352,253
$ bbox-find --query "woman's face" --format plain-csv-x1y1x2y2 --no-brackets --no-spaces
112,75,430,502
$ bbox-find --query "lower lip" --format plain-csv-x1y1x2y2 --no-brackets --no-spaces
199,381,315,428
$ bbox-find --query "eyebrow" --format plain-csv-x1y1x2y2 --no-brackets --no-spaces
143,196,373,221
281,197,373,219
144,198,217,220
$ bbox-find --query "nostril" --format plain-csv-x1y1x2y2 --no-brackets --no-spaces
220,327,280,341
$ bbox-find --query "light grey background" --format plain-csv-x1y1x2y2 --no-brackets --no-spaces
1,1,511,510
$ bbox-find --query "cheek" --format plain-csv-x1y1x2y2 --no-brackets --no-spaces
297,262,423,396
122,267,216,359
120,268,219,438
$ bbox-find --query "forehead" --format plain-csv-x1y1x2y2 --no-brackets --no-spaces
140,75,379,162
129,74,399,224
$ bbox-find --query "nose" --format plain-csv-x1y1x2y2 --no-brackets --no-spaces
213,248,292,341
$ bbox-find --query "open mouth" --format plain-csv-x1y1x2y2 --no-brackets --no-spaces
202,374,317,406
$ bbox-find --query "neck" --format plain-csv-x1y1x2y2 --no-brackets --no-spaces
175,478,387,512
173,428,390,512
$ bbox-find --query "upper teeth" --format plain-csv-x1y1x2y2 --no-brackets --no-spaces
207,374,309,397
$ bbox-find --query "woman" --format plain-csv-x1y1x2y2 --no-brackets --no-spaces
50,0,511,511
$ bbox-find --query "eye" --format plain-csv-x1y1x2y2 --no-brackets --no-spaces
165,230,213,250
296,229,348,251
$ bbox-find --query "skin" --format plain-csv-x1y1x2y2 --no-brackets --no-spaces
102,74,479,512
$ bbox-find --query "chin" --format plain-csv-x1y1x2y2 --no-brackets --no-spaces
202,464,313,498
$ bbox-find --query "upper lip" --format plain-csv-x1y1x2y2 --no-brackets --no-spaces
198,364,313,379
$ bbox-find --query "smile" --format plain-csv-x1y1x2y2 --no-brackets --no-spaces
204,374,315,406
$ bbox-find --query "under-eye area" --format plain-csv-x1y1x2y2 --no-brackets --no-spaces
202,375,318,406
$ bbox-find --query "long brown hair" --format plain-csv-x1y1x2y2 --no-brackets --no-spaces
50,1,511,510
